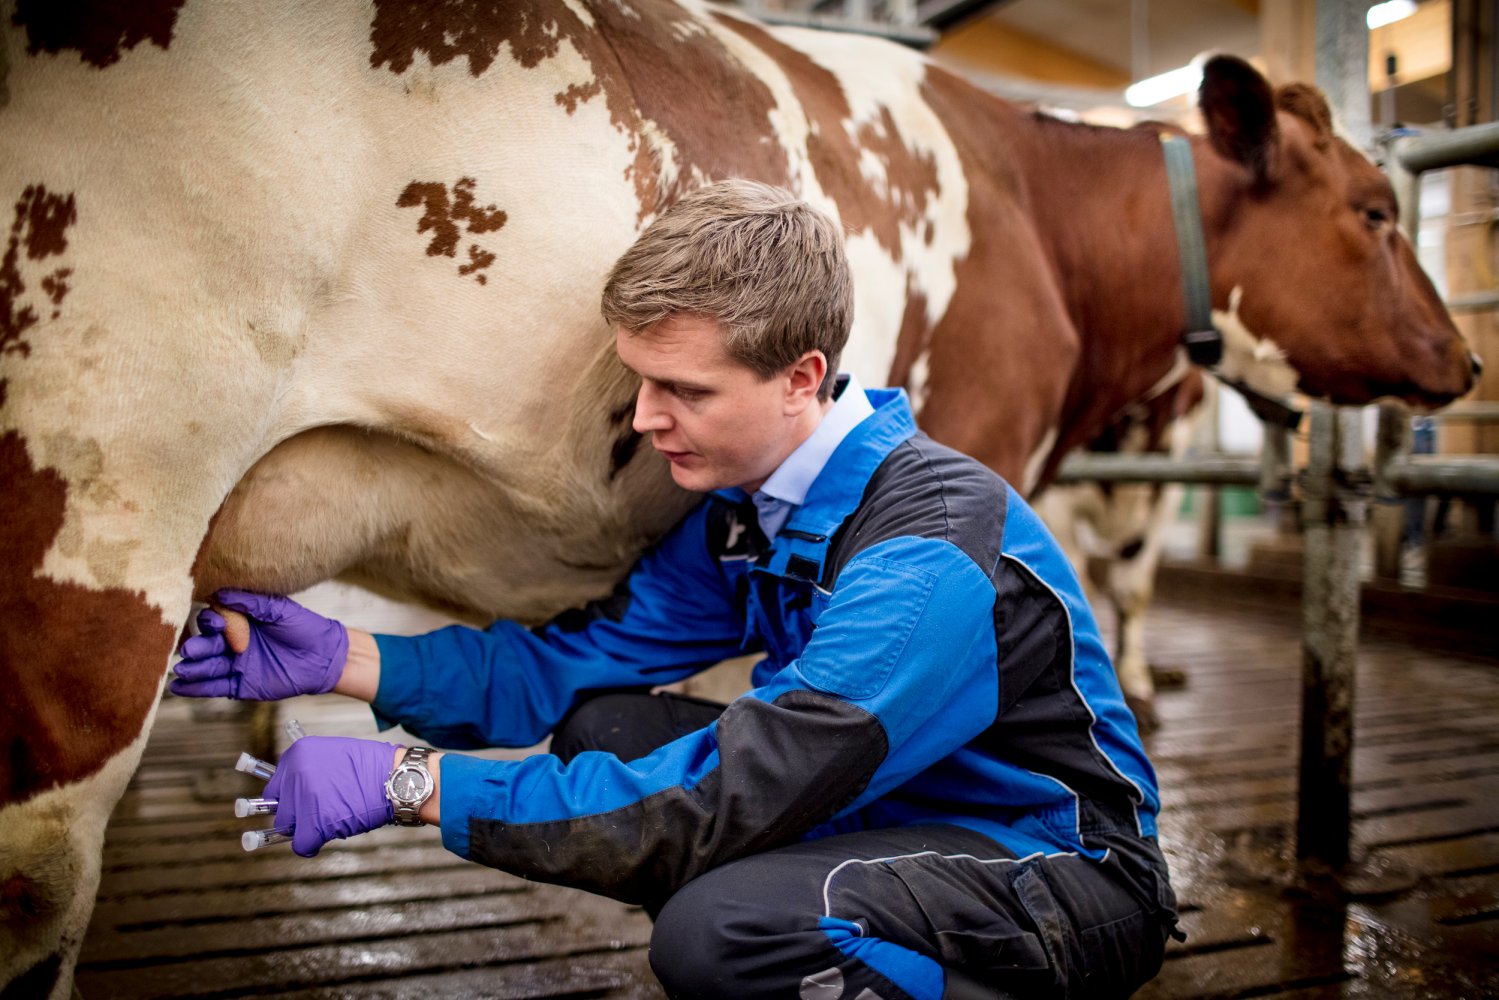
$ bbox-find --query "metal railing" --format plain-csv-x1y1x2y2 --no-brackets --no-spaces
1055,439,1499,497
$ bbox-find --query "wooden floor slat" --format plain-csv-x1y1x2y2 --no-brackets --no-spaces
272,949,665,1000
79,591,1499,997
76,924,652,999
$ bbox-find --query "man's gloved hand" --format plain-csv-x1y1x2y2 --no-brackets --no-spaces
264,736,400,857
169,589,349,701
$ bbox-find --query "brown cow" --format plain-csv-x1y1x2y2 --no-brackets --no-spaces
0,1,1477,994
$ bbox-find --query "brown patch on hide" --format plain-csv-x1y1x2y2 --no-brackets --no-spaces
597,6,789,213
370,0,573,77
397,177,507,285
855,107,942,251
886,282,930,390
0,426,175,806
557,79,602,115
40,269,71,320
713,15,939,261
898,70,1078,486
459,244,496,284
12,0,185,69
18,186,76,260
0,239,36,357
3,185,77,357
370,1,790,220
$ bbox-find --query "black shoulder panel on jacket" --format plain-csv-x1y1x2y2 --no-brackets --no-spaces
824,433,1009,589
982,555,1137,808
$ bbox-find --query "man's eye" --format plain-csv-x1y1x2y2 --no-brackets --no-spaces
672,387,706,401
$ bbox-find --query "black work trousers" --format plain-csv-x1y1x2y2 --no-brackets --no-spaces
551,691,1179,1000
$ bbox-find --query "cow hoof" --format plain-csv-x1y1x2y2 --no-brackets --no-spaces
1125,695,1161,734
1148,663,1187,690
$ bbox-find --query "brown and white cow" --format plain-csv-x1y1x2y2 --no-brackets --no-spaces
0,1,1477,993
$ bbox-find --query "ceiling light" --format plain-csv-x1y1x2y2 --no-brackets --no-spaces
1367,0,1418,30
1125,62,1204,108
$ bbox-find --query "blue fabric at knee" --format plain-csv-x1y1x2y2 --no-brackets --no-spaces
818,916,945,1000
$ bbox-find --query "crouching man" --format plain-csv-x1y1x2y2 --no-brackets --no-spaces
175,179,1180,999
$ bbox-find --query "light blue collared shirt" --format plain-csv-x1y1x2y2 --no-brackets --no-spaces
752,373,875,540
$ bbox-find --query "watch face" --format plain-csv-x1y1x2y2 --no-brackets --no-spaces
391,767,428,800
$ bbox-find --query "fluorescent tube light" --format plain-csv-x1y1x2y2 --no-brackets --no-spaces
1125,62,1204,108
1367,0,1417,30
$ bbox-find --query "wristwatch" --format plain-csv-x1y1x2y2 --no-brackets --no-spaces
385,746,434,826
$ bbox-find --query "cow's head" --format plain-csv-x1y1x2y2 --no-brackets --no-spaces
1197,55,1479,409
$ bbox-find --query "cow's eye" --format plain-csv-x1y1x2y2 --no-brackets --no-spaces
1362,205,1392,230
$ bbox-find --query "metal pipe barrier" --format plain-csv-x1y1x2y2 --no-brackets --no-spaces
1425,401,1499,422
1394,121,1499,173
1057,450,1499,495
1053,453,1260,486
1449,290,1499,313
1055,420,1499,874
1386,122,1499,244
1302,112,1496,870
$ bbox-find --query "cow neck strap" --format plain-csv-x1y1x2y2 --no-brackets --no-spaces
1160,133,1303,430
1161,133,1218,363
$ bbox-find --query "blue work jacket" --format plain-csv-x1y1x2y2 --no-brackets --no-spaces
372,388,1161,904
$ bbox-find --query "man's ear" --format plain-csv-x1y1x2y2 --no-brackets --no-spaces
784,350,828,413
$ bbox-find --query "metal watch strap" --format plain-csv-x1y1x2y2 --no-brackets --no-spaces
388,745,433,827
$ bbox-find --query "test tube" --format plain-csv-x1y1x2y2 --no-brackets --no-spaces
234,797,278,818
285,718,307,742
235,751,275,780
241,828,291,852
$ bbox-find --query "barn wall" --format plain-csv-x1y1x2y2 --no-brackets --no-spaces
930,18,1129,89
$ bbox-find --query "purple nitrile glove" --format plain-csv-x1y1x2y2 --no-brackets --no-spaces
263,736,400,857
169,589,349,701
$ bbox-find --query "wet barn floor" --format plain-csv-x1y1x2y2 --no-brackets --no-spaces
81,588,1499,998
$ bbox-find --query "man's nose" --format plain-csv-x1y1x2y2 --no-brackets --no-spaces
632,384,671,434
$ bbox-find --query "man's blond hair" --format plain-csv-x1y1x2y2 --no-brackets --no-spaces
601,180,853,400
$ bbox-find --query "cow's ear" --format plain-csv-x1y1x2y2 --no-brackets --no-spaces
1274,83,1334,150
1198,55,1278,183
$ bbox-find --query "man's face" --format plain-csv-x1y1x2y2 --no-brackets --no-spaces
615,316,817,493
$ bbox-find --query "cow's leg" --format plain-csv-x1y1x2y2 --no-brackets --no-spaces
1103,481,1185,734
1110,592,1158,732
1033,482,1112,616
1036,481,1162,733
1,281,296,996
0,432,261,998
1,726,160,1000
